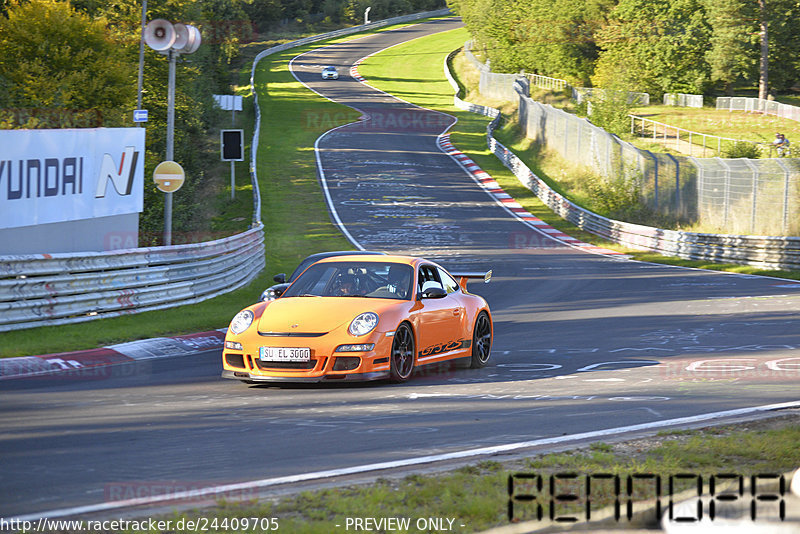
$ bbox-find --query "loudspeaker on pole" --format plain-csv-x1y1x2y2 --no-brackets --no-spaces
173,24,201,54
144,19,176,51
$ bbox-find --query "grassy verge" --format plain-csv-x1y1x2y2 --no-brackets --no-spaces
113,23,799,533
145,413,800,533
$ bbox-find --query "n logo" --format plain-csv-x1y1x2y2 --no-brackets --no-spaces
95,147,139,198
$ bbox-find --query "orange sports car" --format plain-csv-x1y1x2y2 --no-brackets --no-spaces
222,254,493,383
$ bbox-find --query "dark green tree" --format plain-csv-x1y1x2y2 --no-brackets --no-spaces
764,0,800,93
0,0,135,126
592,0,712,97
703,0,758,94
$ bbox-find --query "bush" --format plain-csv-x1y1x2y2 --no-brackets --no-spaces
585,90,633,136
583,172,642,215
723,141,761,159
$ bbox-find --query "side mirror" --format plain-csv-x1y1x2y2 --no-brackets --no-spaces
273,273,286,284
421,287,447,299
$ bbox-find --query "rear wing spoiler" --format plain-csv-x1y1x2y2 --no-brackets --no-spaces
450,270,492,292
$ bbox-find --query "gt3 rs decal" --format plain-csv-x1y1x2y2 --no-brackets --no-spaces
419,339,471,358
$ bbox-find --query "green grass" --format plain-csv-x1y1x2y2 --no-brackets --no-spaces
133,416,800,533
630,104,800,146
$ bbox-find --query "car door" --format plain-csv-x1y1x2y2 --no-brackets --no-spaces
414,264,464,363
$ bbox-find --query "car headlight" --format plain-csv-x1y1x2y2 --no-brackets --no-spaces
229,310,254,335
348,312,378,337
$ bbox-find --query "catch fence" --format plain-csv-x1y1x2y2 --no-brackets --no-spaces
462,44,800,236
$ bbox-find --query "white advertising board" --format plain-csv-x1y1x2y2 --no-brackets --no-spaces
0,128,145,230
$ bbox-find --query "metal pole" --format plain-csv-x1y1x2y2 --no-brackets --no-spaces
231,104,237,200
136,0,147,125
164,49,176,246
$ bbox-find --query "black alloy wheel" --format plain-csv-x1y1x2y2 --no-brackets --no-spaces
390,323,415,382
470,311,492,368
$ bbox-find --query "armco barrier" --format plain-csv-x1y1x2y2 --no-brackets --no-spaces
445,49,800,271
0,227,265,332
0,10,452,333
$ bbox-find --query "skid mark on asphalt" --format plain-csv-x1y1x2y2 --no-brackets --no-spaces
436,135,627,258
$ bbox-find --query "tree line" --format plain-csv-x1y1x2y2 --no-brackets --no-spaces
447,0,800,99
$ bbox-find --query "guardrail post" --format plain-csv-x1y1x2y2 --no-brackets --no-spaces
742,159,759,234
664,153,680,215
775,158,792,234
718,158,731,228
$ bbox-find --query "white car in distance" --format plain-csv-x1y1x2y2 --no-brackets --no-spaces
321,66,339,80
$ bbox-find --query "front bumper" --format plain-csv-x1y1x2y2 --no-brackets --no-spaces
222,329,394,383
221,369,390,383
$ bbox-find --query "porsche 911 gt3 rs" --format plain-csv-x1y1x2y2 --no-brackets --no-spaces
221,254,492,383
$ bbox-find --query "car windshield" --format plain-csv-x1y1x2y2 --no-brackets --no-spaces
282,261,414,300
288,257,318,282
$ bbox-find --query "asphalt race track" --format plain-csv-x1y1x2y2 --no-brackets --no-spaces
2,17,800,520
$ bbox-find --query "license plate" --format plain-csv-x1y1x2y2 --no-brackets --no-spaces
259,347,310,362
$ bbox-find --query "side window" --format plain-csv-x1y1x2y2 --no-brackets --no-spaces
438,268,459,294
417,265,443,293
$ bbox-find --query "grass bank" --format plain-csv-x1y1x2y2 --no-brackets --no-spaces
150,413,800,533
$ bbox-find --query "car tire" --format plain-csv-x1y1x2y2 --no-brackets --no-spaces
389,322,415,382
470,311,492,368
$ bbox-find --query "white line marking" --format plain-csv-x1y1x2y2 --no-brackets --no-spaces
14,400,800,522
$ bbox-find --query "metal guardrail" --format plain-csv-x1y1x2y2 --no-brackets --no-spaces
445,49,800,270
526,73,567,91
0,227,265,331
663,93,703,108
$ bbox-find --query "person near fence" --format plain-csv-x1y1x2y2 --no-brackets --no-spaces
773,133,790,157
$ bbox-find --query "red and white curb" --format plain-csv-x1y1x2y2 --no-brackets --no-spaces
349,57,368,82
438,134,626,256
0,330,226,381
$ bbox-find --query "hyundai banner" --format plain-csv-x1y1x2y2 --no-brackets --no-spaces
0,128,145,230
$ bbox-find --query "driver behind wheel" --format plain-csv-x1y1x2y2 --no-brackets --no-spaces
333,271,357,296
386,265,411,299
